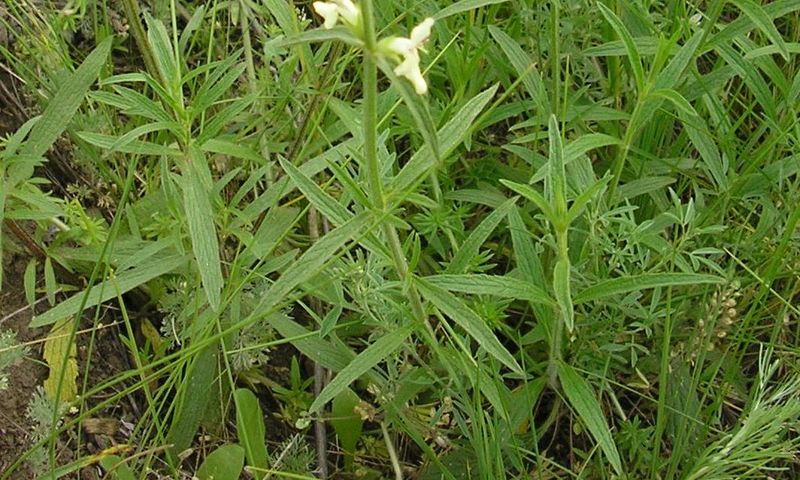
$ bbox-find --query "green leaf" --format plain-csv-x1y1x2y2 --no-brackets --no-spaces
21,36,112,158
390,85,498,197
196,444,245,480
563,134,623,165
650,88,697,117
24,259,36,306
653,31,704,91
416,277,523,375
558,363,623,475
331,388,364,470
616,176,676,200
182,145,223,311
488,25,548,114
565,176,609,225
425,274,553,305
200,138,264,164
309,323,414,412
258,211,373,313
279,157,351,225
574,273,724,304
597,3,645,92
547,115,567,219
144,13,181,97
78,131,181,156
679,109,728,191
169,343,219,460
445,197,516,274
193,58,246,114
275,27,363,49
267,314,356,373
500,180,557,224
716,43,777,119
434,0,509,20
235,388,268,479
99,455,135,480
730,0,790,61
31,255,188,328
553,259,574,332
44,257,56,306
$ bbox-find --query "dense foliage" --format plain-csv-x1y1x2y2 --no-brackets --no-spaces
1,0,799,478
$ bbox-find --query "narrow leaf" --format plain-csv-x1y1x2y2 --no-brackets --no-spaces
416,277,523,375
574,273,724,304
434,0,509,20
731,0,790,61
391,85,498,196
558,363,623,475
446,197,516,274
309,323,414,412
22,36,112,158
597,3,645,92
31,255,188,328
426,274,553,305
183,146,223,310
235,388,268,479
553,259,574,332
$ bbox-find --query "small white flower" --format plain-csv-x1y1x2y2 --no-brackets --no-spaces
382,18,434,94
312,0,360,29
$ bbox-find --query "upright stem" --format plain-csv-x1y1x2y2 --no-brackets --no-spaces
361,0,384,210
361,0,433,336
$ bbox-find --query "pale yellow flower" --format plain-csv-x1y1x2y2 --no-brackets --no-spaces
382,18,434,94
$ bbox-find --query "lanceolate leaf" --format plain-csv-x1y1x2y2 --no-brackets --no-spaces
22,36,113,158
574,273,724,304
31,255,188,328
235,389,268,479
558,363,623,475
390,85,498,197
425,274,553,305
182,146,223,311
309,323,414,412
446,197,516,274
597,3,645,92
416,277,523,375
434,0,509,20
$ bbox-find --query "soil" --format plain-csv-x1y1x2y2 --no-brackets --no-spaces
0,257,47,479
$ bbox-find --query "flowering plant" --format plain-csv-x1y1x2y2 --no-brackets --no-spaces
312,1,433,95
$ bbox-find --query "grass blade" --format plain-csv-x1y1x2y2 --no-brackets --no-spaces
31,255,188,328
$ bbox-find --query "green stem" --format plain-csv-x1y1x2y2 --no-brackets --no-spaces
120,0,162,86
361,0,384,210
606,100,640,204
548,226,569,388
361,0,433,337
